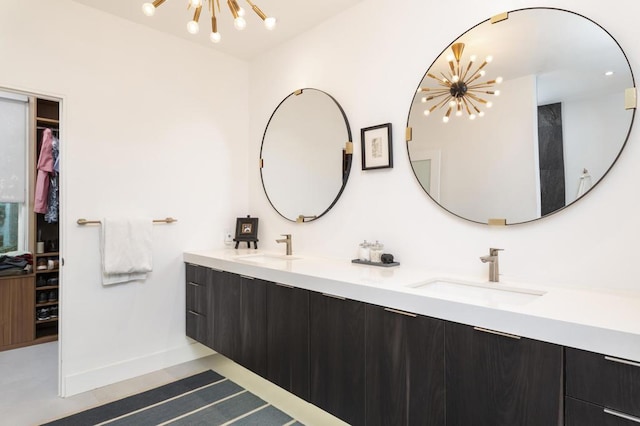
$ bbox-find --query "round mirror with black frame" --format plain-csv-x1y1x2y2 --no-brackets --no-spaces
260,88,353,223
407,8,636,225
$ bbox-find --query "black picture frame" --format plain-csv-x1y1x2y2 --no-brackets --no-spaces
233,215,259,249
361,123,393,170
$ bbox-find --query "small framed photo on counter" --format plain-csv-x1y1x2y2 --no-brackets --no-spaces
361,123,393,170
234,215,259,249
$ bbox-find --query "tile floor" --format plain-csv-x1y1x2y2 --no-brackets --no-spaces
0,342,346,426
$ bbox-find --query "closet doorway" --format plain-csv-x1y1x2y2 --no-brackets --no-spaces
0,87,63,396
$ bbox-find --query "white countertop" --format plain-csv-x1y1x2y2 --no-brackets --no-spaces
184,248,640,363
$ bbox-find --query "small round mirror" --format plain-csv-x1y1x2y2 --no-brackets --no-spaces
261,88,352,222
407,8,635,225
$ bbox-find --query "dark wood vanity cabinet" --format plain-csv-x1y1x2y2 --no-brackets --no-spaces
185,264,210,344
187,265,267,377
208,269,241,360
187,264,640,426
565,347,640,425
365,304,445,426
309,292,366,426
237,275,267,377
266,282,310,401
445,322,564,426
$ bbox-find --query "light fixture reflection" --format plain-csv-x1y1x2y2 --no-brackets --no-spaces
417,42,502,122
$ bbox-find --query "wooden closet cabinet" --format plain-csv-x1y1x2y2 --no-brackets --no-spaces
0,275,34,349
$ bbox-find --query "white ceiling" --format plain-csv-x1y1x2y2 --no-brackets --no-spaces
71,0,363,60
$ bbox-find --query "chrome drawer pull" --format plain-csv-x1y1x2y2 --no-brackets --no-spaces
604,408,640,424
605,356,640,368
473,327,521,340
276,283,294,289
322,293,346,300
240,275,255,280
188,310,203,317
384,308,417,318
187,282,200,287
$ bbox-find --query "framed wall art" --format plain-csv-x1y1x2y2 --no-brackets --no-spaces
361,123,393,170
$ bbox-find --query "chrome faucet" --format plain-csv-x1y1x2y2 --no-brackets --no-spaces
276,234,292,255
480,248,503,282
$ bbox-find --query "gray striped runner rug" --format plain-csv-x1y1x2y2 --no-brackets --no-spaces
41,370,304,426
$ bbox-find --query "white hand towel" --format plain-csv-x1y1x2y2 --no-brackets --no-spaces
101,217,153,285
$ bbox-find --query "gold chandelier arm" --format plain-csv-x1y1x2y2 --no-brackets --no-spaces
435,95,453,110
245,0,268,20
466,92,489,104
423,92,453,102
467,82,497,90
426,73,451,88
439,71,454,85
460,58,475,82
461,97,473,116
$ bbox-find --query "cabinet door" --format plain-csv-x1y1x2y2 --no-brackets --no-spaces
365,304,445,426
445,322,563,426
566,397,640,426
238,275,267,377
209,269,241,360
185,264,209,344
309,292,365,426
266,282,309,401
566,347,640,418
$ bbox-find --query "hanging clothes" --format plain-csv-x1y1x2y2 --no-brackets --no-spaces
45,136,59,223
34,128,54,214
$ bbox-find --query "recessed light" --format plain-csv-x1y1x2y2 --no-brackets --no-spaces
605,71,614,76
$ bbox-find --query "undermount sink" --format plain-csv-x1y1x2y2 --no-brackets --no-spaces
234,253,301,265
406,278,546,306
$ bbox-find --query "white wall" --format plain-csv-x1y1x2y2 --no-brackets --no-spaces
248,0,640,292
1,1,249,396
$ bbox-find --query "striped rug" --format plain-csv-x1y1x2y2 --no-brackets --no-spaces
42,370,304,426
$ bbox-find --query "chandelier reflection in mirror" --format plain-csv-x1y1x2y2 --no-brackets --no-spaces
142,0,276,43
417,43,503,122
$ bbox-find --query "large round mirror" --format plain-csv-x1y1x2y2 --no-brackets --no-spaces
261,88,352,222
407,8,635,225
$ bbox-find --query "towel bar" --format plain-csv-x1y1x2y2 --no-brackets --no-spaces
77,217,177,225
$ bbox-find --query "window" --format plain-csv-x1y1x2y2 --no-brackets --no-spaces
0,90,29,254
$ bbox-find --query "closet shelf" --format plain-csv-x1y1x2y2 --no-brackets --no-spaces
35,252,59,258
36,269,59,274
35,116,59,124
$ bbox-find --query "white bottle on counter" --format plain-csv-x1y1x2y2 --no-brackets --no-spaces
370,240,384,263
359,240,371,261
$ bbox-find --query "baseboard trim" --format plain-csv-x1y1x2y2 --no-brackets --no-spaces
61,341,214,397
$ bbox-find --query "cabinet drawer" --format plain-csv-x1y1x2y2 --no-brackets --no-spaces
186,309,208,344
566,397,640,426
186,264,209,312
566,347,640,418
186,264,207,286
186,280,208,313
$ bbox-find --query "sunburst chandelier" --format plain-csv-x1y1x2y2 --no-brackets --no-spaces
417,42,502,122
142,0,276,43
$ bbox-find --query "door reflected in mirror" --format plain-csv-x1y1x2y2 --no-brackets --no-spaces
407,8,635,225
261,88,352,222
